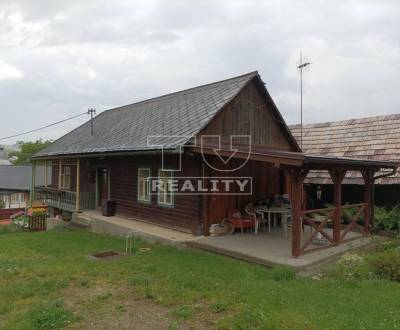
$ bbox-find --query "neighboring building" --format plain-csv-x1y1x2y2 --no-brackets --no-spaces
290,114,400,206
0,165,47,209
31,72,395,257
0,160,11,165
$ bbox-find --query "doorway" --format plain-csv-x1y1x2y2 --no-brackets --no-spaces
97,168,109,206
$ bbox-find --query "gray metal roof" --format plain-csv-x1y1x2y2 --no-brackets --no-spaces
34,72,260,158
0,165,47,191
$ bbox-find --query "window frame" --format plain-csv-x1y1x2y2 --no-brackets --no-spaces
61,166,71,191
137,168,151,203
157,169,174,207
11,192,25,204
0,194,9,208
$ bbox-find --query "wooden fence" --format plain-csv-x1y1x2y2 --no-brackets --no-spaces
28,215,47,232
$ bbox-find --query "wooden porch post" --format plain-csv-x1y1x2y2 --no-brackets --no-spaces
44,160,48,188
76,158,80,212
58,159,62,189
202,162,210,236
329,169,346,245
30,160,36,205
361,169,374,234
288,168,308,257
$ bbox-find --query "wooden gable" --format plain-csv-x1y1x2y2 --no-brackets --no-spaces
198,78,298,151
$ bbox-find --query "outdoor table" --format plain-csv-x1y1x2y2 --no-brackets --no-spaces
255,206,291,234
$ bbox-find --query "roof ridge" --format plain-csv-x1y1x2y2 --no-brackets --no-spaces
102,71,258,114
289,113,400,129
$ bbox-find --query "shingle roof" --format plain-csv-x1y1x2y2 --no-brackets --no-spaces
0,165,47,191
34,72,263,158
289,114,400,184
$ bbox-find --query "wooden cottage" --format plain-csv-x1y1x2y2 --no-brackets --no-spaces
32,72,397,257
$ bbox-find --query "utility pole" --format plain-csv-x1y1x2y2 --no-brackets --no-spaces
87,108,96,136
297,52,311,150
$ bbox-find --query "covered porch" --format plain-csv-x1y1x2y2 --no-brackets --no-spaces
195,143,398,258
31,158,97,214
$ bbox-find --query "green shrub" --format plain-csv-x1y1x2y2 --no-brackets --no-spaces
374,205,400,231
325,203,400,230
369,249,400,282
334,253,367,280
323,203,363,224
30,301,76,329
374,239,400,252
342,204,361,224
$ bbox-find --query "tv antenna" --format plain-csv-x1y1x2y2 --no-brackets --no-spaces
87,108,96,136
297,52,311,150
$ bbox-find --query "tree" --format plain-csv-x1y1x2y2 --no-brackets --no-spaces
9,140,52,165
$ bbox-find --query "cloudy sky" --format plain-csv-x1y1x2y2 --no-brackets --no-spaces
0,0,399,144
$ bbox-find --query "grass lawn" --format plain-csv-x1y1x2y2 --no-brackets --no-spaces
1,228,400,329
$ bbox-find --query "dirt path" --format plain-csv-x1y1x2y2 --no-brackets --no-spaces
64,285,212,330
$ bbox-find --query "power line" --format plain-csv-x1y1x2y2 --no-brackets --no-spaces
0,111,88,141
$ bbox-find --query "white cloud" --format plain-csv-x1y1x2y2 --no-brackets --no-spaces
0,0,399,143
0,60,22,80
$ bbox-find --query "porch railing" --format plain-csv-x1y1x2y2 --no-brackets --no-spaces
299,203,366,254
35,186,96,213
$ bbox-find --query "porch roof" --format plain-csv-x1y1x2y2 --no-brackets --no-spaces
193,142,399,171
289,114,400,184
303,155,398,170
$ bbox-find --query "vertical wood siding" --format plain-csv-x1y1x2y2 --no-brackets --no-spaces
203,157,284,228
200,79,294,151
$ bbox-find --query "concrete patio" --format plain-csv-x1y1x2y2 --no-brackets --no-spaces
73,211,380,269
188,229,377,268
74,210,196,246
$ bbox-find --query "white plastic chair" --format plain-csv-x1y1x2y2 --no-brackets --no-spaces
245,203,267,234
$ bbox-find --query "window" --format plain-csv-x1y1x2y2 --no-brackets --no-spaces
11,193,25,204
157,169,174,207
0,194,9,208
61,166,71,190
137,168,151,202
